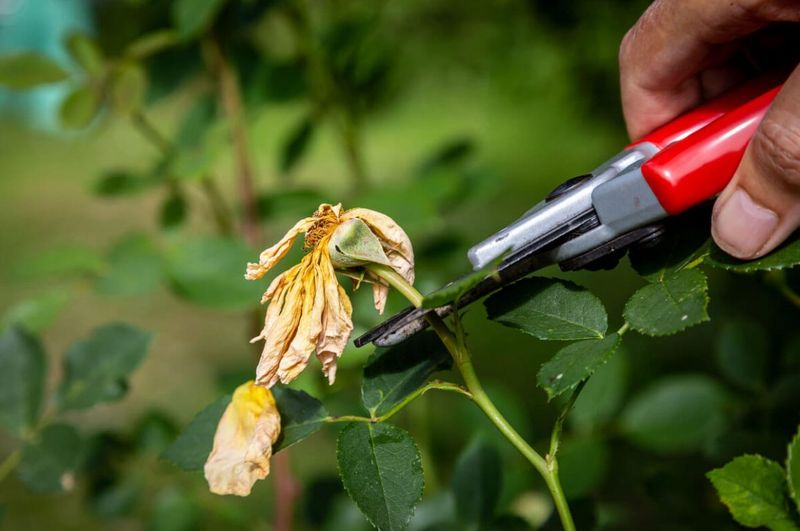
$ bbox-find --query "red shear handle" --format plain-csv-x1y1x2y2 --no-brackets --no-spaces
631,76,781,150
640,84,782,215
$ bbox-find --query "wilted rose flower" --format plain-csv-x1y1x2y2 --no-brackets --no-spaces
204,380,281,496
245,203,414,387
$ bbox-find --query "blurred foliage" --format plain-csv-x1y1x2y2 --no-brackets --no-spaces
0,0,799,530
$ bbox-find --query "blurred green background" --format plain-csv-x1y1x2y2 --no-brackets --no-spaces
2,0,800,530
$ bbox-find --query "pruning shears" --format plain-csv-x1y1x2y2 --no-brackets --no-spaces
355,77,784,348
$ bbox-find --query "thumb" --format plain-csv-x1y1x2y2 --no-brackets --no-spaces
712,67,800,259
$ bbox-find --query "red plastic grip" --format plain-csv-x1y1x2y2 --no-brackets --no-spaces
630,76,781,150
640,84,782,215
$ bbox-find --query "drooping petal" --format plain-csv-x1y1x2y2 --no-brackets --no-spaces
245,217,315,280
254,263,307,387
204,381,281,496
315,253,353,384
275,249,327,384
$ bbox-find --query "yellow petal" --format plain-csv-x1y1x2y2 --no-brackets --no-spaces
204,381,281,496
316,255,353,384
254,263,306,387
245,217,315,280
276,251,327,384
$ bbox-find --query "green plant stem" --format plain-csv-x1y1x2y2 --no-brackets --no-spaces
202,36,261,247
0,450,21,485
326,380,471,424
129,110,234,235
366,264,576,531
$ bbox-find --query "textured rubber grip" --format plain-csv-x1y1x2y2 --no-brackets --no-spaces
640,85,781,215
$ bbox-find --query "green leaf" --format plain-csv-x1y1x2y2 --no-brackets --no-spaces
329,218,391,269
109,62,146,114
620,374,727,454
165,236,264,310
708,233,800,272
570,348,628,432
484,277,607,340
557,437,610,500
172,0,229,39
0,328,46,437
162,395,230,470
787,426,800,514
280,116,315,174
2,291,70,334
272,387,329,453
422,257,503,309
707,455,798,531
537,334,620,400
15,244,104,280
337,422,424,531
451,438,502,525
0,52,68,89
65,33,104,76
58,323,152,411
715,321,769,391
628,207,710,282
18,424,83,494
622,269,709,336
125,30,179,60
92,170,153,197
159,192,188,229
95,233,164,296
59,85,101,129
149,487,199,531
362,331,451,417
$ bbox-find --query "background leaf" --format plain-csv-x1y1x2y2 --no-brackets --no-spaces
0,52,68,89
109,62,147,114
557,437,610,500
0,328,46,437
337,422,424,531
280,116,315,174
58,323,152,411
162,395,230,471
569,348,628,433
172,0,228,39
787,426,800,514
95,233,164,296
18,424,83,494
59,85,101,129
272,387,329,453
707,455,798,531
623,269,708,336
484,277,607,340
65,33,104,76
92,170,153,197
361,331,451,417
620,374,727,454
159,192,188,230
714,321,769,391
451,438,502,525
2,291,70,334
165,236,264,310
537,334,620,400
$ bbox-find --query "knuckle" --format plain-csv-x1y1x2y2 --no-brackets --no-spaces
751,116,800,188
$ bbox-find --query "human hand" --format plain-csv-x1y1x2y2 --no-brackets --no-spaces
619,0,800,258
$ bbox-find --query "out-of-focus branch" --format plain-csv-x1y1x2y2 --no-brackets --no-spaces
130,110,234,235
202,37,262,246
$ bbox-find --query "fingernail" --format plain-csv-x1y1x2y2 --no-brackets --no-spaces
712,189,779,258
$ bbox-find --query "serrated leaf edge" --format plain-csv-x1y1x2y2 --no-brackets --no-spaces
623,270,710,337
538,334,621,401
336,422,424,531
